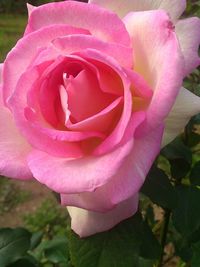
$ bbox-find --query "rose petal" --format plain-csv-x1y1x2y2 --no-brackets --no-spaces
26,3,35,16
162,88,200,147
124,10,184,132
76,49,133,155
3,25,91,104
52,34,132,69
67,97,123,133
0,82,33,179
27,139,134,193
24,1,130,47
61,124,163,212
9,65,87,158
67,194,139,237
89,0,186,21
65,69,116,122
176,17,200,76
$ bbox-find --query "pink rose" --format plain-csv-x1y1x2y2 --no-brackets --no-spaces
0,0,199,237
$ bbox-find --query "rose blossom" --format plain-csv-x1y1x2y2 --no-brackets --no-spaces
0,0,199,237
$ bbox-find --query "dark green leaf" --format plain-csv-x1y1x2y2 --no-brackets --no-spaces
68,213,143,267
8,257,38,267
140,220,161,260
30,232,43,250
141,165,177,209
170,159,191,180
0,228,31,267
43,237,69,264
172,186,200,237
191,241,200,267
176,243,193,262
161,137,192,179
190,162,200,186
184,114,200,147
161,137,192,164
136,257,156,267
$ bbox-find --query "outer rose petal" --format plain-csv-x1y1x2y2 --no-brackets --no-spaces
3,25,91,104
162,88,200,147
89,0,186,21
0,65,33,179
61,124,163,212
176,17,200,76
67,194,139,237
27,140,134,193
124,10,184,132
24,1,130,47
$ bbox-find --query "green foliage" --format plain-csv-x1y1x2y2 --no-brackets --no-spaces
0,227,70,267
172,186,200,237
0,177,30,214
0,14,27,62
68,213,160,267
161,137,192,180
0,228,31,267
141,165,177,209
23,199,68,238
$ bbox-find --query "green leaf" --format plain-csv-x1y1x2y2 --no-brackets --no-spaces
30,231,43,250
172,186,200,237
0,228,31,267
43,237,69,264
8,257,38,267
136,257,156,267
140,220,161,260
161,137,192,163
141,165,177,209
161,137,192,179
185,114,200,147
190,162,200,186
68,214,143,267
170,159,191,180
191,241,200,267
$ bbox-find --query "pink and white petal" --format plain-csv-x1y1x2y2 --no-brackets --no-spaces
61,124,163,212
65,69,115,122
124,10,184,132
52,34,132,68
67,194,139,237
9,66,93,158
162,88,200,147
27,139,134,194
3,25,91,104
27,3,35,17
67,97,123,133
0,87,33,180
25,1,130,47
89,0,186,21
76,49,133,155
176,17,200,76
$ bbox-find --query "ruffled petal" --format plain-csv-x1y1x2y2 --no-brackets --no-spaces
67,194,139,237
27,139,134,193
89,0,186,21
61,124,163,212
0,81,33,179
162,88,200,147
124,10,184,132
24,1,130,47
175,17,200,76
3,25,91,104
